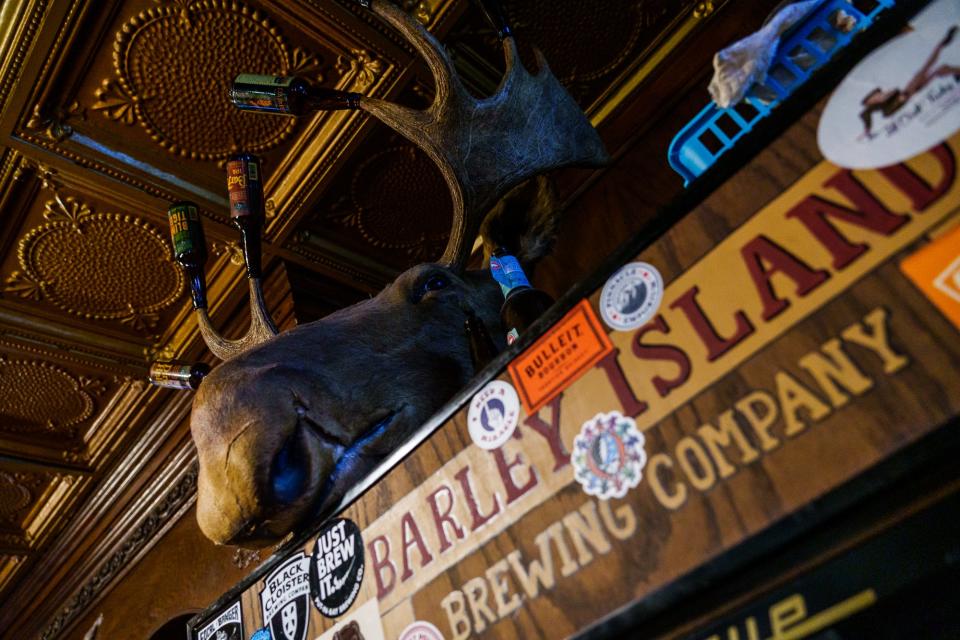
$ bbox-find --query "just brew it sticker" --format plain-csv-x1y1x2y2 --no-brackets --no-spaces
260,552,311,640
819,0,960,169
572,411,648,500
310,518,365,618
599,262,664,331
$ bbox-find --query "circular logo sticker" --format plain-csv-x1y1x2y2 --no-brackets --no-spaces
467,380,520,450
819,9,960,169
309,518,364,618
399,620,446,640
599,262,664,331
572,411,647,499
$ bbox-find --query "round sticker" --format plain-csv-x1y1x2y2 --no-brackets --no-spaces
467,380,520,450
572,411,647,500
309,518,364,618
819,11,960,169
399,620,446,640
599,262,664,331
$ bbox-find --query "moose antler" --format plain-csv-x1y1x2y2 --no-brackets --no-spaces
357,0,609,269
196,278,278,361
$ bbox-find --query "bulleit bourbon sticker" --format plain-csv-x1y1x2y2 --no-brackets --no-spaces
508,299,614,414
572,411,647,500
901,222,960,330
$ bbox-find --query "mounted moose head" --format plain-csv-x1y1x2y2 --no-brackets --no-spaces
190,0,608,547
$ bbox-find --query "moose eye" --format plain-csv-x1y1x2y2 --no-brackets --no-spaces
412,273,449,302
271,432,308,504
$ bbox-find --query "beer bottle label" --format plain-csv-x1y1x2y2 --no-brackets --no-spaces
231,74,294,113
227,158,260,218
167,203,202,255
149,362,194,390
490,253,531,297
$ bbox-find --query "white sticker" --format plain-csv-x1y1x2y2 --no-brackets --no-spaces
819,7,960,170
399,620,445,640
259,552,311,640
197,601,243,640
467,380,520,450
572,411,647,500
599,262,664,331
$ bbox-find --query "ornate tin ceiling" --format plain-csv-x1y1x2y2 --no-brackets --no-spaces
0,0,720,636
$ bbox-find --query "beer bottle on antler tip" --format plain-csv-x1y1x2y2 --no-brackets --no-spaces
149,361,211,390
472,0,512,40
490,246,554,345
226,153,265,279
230,75,362,117
166,201,208,310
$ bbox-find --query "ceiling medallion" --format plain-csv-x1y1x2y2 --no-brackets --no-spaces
0,359,100,436
4,196,185,333
92,0,324,161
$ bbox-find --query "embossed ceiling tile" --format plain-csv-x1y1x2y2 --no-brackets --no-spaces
0,469,55,531
1,188,187,337
447,0,697,107
289,92,453,273
0,354,110,442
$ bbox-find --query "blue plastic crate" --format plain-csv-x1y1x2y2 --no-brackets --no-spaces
668,0,896,186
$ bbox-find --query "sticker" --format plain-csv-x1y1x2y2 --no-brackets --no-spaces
315,599,385,640
572,411,647,500
467,380,520,450
819,5,960,169
249,629,271,640
508,300,614,415
599,262,664,331
398,621,445,640
310,518,365,618
901,222,960,330
260,552,312,640
197,601,243,640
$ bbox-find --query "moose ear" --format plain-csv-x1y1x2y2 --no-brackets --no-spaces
479,174,559,270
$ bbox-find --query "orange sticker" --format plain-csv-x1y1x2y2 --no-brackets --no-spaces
509,299,614,415
901,223,960,331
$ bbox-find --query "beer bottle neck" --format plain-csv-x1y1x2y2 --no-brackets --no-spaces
187,269,208,310
234,216,263,279
305,87,363,111
490,249,530,298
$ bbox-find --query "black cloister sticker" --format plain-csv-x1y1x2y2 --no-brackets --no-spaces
260,552,311,640
309,518,365,618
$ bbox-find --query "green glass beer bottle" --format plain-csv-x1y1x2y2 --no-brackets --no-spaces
490,246,554,345
230,74,362,116
149,361,211,390
166,201,208,310
226,153,265,279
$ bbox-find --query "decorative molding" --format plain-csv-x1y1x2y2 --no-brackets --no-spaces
4,195,185,335
39,465,198,640
24,101,85,143
0,0,49,110
211,240,244,267
335,48,383,90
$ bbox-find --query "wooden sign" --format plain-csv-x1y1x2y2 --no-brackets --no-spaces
190,45,960,640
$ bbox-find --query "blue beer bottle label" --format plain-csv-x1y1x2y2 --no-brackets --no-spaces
490,253,530,297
